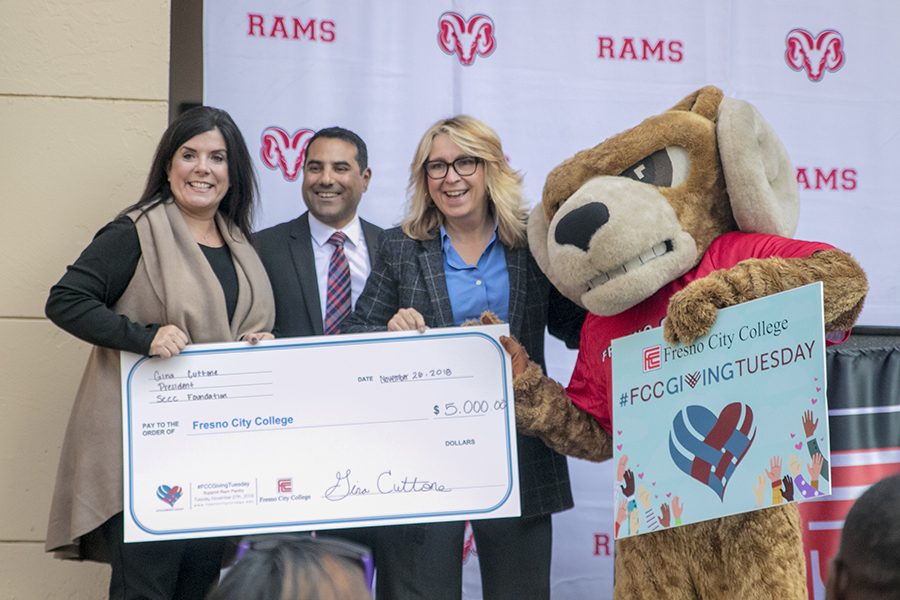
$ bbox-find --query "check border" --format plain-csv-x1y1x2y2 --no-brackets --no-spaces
123,328,515,537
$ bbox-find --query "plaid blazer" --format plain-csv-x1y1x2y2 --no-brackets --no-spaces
344,226,576,516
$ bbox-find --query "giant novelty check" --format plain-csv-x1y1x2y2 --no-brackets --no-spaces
121,324,519,542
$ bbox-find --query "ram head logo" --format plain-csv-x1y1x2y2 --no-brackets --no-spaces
785,29,845,82
260,127,315,181
438,12,496,66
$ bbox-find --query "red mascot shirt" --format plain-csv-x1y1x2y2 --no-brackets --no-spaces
566,231,837,434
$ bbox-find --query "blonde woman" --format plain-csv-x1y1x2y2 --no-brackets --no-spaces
343,115,583,599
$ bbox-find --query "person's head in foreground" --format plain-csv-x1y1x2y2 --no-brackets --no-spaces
207,534,372,600
827,473,900,599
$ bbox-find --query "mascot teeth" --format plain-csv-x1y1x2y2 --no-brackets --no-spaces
587,241,671,290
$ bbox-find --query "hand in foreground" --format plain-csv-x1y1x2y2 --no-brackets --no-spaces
388,307,427,332
241,332,274,344
150,324,188,358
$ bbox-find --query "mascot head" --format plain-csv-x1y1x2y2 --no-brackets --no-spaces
529,85,799,316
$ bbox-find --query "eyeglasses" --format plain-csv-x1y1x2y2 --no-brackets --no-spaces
424,156,481,179
235,533,375,593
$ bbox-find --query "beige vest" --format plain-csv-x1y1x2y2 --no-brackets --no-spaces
46,201,274,560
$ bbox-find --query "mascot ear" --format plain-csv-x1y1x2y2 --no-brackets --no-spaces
717,97,799,237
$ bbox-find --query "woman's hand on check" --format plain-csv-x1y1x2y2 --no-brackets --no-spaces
388,307,427,333
150,324,189,358
241,332,274,344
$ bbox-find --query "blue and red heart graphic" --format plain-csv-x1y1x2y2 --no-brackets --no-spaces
669,402,756,500
156,484,183,507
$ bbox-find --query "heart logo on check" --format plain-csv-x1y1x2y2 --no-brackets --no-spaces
156,484,183,507
669,402,756,501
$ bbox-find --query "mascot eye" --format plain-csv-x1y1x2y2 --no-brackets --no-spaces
619,146,689,187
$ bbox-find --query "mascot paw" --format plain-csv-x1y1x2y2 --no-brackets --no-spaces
462,311,503,327
500,335,531,379
478,310,503,325
664,278,730,344
511,362,547,432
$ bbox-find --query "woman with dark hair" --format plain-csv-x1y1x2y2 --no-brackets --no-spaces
343,115,584,599
45,106,275,599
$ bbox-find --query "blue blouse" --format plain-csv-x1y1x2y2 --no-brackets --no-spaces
440,224,510,325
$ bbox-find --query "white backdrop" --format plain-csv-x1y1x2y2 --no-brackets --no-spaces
204,2,899,597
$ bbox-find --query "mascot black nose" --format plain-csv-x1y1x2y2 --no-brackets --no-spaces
554,203,610,251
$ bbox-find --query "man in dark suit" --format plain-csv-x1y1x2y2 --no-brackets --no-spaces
255,126,383,338
254,126,383,568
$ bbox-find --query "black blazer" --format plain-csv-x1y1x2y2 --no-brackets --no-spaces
254,212,384,337
343,226,584,516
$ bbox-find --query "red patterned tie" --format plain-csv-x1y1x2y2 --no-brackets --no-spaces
324,231,351,335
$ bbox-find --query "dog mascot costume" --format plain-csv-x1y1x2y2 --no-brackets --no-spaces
501,86,868,598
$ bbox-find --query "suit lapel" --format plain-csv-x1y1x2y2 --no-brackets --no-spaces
505,244,527,340
418,236,454,328
289,213,325,335
360,219,381,257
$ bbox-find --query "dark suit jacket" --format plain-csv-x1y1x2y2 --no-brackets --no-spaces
254,212,384,337
343,226,583,516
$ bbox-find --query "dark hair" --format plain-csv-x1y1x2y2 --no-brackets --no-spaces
307,126,369,172
207,535,370,600
830,474,900,599
121,106,258,238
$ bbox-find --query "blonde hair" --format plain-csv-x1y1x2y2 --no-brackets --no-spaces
401,115,527,248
